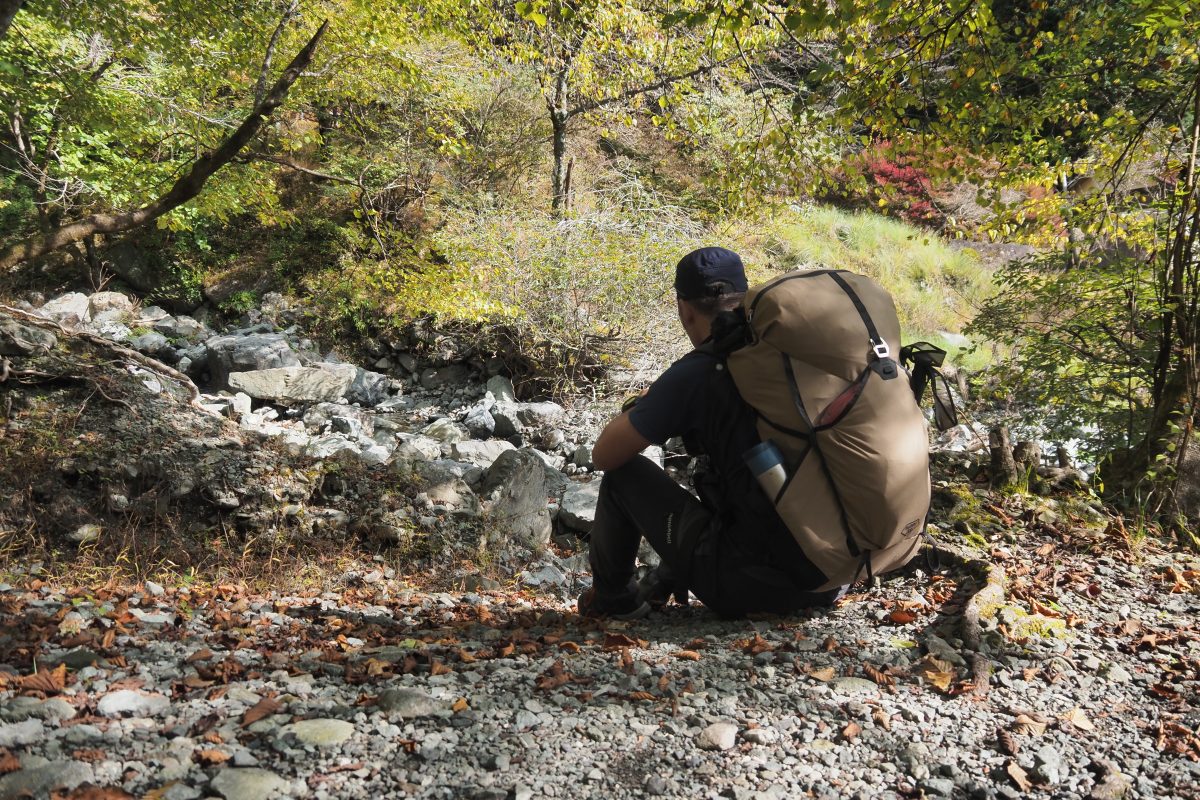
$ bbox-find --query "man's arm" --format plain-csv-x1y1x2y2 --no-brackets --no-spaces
592,412,653,472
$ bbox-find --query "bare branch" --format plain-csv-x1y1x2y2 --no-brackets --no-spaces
566,57,735,119
256,0,301,106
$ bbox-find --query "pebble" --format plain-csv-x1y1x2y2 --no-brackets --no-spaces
96,690,170,718
283,718,354,747
697,722,739,751
376,687,442,718
208,767,291,800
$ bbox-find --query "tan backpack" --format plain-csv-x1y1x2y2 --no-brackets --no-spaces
726,269,931,590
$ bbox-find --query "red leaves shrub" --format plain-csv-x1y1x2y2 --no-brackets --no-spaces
828,140,944,226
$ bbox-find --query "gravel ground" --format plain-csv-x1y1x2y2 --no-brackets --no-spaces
2,525,1199,800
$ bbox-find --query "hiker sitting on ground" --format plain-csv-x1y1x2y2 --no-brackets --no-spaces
577,247,845,620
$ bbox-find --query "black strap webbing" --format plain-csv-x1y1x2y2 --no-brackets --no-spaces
829,272,898,380
782,353,860,558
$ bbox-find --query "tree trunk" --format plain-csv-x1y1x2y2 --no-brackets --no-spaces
550,112,568,214
989,425,1020,490
0,20,329,271
0,0,23,40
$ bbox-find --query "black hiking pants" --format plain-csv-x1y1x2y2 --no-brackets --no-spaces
588,455,843,617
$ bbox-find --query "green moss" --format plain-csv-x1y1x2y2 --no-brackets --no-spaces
992,604,1072,640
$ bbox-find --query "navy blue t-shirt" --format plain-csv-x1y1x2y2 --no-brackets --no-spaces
627,348,823,586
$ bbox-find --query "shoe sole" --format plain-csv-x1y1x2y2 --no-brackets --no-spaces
610,601,652,621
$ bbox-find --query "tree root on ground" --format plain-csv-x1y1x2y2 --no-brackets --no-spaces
1,304,204,408
919,540,1007,699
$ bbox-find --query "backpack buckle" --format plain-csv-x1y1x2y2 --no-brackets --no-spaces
871,340,891,360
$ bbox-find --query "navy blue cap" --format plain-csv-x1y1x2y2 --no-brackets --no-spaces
674,247,748,301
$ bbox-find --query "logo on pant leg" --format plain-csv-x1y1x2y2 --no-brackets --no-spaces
666,513,675,545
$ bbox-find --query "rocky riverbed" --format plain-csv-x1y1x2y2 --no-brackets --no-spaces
1,527,1199,800
3,290,1200,799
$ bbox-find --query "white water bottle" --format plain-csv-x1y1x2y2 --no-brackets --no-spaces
744,440,787,500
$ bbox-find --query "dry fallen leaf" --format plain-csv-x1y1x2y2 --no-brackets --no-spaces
821,636,839,652
195,749,231,766
182,675,213,689
0,749,20,775
863,663,894,687
871,708,891,731
241,697,282,727
20,663,67,695
997,728,1019,755
740,634,774,655
924,670,955,694
1006,761,1032,792
627,691,656,701
429,660,452,677
887,609,918,624
451,698,469,712
1013,714,1048,737
363,658,390,677
185,649,214,664
673,650,702,661
1062,706,1096,732
841,722,862,741
808,667,837,682
603,632,645,650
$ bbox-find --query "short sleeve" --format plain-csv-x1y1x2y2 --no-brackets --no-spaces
627,353,714,445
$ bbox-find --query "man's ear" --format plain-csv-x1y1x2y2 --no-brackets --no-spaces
677,297,695,326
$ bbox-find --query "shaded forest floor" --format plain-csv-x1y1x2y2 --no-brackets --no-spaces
1,518,1199,800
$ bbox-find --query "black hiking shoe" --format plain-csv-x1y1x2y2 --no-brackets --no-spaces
577,587,651,621
636,568,688,610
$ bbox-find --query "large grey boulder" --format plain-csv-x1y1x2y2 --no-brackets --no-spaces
306,435,364,461
486,375,517,403
209,768,292,800
491,402,521,438
0,759,93,798
392,434,443,464
492,400,566,438
128,330,170,355
36,292,90,325
347,367,390,407
559,480,602,533
153,315,208,342
303,403,374,436
451,440,516,469
0,315,56,355
422,417,469,443
205,333,301,388
413,461,481,517
228,364,356,404
85,310,132,342
479,448,553,548
87,291,133,317
517,401,565,428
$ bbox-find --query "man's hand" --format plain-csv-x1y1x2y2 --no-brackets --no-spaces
592,412,652,472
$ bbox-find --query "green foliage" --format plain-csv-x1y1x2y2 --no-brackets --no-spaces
432,202,702,383
969,250,1164,459
758,205,993,343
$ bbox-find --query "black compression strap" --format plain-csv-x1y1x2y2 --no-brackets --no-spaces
828,272,882,346
782,353,860,558
781,353,814,430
